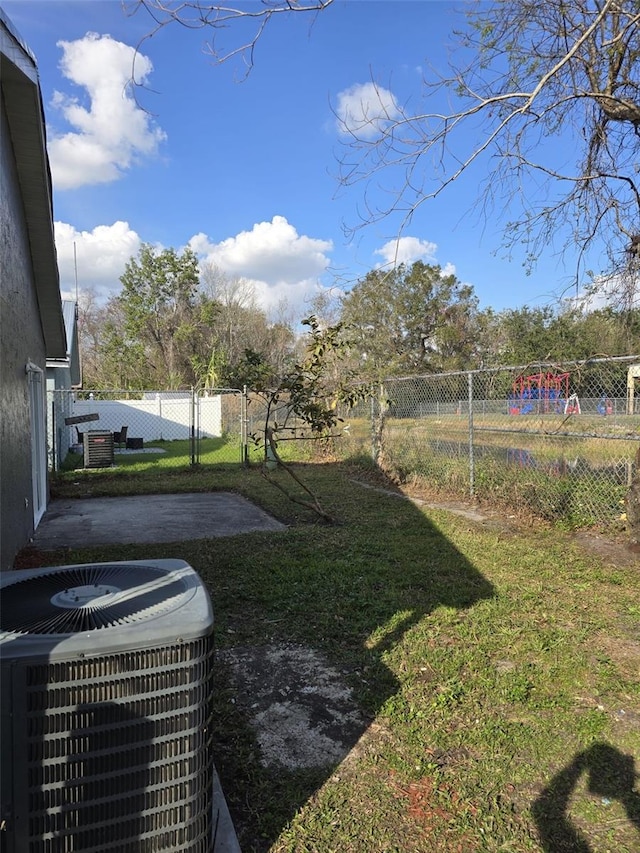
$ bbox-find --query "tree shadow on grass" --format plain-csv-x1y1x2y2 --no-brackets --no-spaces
203,461,496,851
532,742,640,853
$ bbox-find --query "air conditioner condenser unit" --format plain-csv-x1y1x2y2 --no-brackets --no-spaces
83,430,114,468
0,559,220,853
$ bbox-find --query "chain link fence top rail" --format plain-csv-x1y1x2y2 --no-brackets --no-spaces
335,357,640,532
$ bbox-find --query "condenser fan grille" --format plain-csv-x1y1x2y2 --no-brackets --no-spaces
1,564,188,634
18,636,215,853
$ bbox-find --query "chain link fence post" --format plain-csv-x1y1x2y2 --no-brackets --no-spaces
189,387,197,466
468,371,475,499
241,386,249,465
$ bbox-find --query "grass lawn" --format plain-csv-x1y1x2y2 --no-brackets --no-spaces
40,442,640,852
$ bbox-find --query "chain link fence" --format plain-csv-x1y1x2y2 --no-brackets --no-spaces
49,387,328,470
336,356,640,532
49,357,640,531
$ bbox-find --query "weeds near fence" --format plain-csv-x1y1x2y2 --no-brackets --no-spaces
331,359,640,533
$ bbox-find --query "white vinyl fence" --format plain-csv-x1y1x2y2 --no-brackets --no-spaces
70,396,222,443
48,389,237,468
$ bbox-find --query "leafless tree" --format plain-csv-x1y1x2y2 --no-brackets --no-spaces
125,1,638,301
199,262,297,374
337,0,640,298
200,262,259,366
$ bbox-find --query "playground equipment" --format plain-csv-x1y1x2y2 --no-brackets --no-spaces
597,395,613,416
628,364,640,415
510,371,571,415
564,393,581,415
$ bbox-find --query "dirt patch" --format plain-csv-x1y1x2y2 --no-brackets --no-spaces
572,531,640,568
217,643,367,770
596,633,640,681
349,478,514,533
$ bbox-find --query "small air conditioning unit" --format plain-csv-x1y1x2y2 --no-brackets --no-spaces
1,559,217,852
83,430,114,468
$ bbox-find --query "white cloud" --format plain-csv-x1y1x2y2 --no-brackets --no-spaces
374,236,438,267
335,82,401,140
56,215,334,316
372,237,458,283
570,273,640,312
189,216,333,316
49,33,166,189
55,220,141,300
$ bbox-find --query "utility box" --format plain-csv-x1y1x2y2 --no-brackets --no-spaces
83,430,114,468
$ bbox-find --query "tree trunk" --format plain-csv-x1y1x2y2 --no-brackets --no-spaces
626,447,640,552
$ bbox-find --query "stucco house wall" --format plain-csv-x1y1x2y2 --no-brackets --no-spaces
0,10,66,571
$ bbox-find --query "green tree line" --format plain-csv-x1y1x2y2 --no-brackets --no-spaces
78,245,640,391
78,245,297,390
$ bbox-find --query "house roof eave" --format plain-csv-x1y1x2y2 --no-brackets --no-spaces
0,11,66,359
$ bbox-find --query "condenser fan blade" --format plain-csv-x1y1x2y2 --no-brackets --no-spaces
0,564,187,634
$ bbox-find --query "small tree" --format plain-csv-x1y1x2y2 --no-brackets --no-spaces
340,261,481,379
117,244,202,387
232,316,366,523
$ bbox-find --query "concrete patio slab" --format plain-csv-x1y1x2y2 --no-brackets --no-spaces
33,492,286,549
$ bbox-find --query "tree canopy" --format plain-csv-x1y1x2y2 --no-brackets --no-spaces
77,253,640,390
78,246,299,390
340,261,480,378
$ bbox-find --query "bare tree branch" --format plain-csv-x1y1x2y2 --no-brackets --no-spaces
336,0,640,291
125,0,333,75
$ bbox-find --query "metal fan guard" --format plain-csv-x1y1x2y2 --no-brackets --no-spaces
1,563,189,634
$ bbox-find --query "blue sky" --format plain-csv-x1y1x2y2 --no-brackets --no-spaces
6,0,595,319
